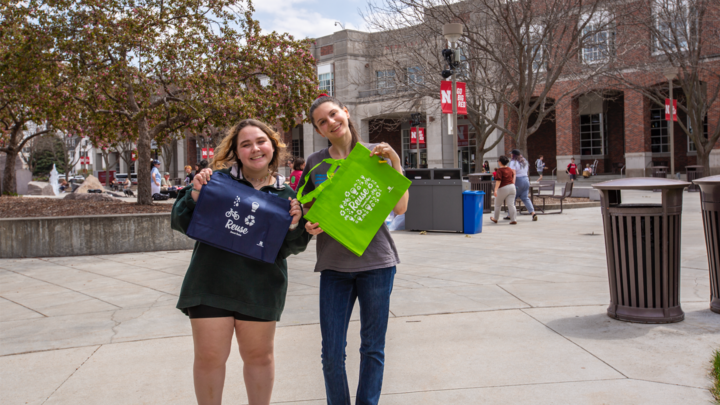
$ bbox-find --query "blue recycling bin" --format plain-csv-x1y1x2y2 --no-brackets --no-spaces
463,190,484,234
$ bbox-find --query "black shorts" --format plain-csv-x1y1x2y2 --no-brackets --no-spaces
187,305,272,322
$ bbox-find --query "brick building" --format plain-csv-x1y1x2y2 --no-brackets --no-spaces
302,0,719,178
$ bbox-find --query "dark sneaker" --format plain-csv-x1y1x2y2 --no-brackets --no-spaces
503,216,511,220
532,214,538,221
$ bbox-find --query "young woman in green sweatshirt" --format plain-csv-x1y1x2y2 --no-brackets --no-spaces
171,119,311,405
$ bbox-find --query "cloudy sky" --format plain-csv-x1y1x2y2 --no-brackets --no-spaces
253,0,369,39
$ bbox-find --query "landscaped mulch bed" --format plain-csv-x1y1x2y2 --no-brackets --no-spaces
0,196,173,218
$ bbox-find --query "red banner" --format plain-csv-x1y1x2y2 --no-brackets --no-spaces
458,125,469,147
131,151,137,162
201,148,215,159
440,81,467,115
410,127,425,145
665,98,677,121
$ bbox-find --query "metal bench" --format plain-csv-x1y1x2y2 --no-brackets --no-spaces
537,181,574,214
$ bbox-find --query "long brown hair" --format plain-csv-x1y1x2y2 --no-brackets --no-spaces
309,95,361,149
211,119,287,174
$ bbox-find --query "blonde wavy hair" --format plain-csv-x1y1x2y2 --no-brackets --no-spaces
211,119,287,174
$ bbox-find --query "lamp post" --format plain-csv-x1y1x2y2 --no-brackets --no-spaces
443,23,463,170
664,67,678,178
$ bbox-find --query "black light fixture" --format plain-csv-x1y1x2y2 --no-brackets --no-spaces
441,69,453,79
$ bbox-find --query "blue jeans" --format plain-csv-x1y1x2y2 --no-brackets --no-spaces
514,176,535,214
319,266,396,405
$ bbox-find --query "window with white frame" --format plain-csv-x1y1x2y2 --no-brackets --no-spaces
688,115,708,152
377,69,396,94
407,66,423,87
523,25,546,72
650,108,669,153
580,114,607,156
317,64,333,97
581,13,615,63
653,0,690,53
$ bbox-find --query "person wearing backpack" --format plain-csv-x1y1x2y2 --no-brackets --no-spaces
171,119,311,405
299,94,409,405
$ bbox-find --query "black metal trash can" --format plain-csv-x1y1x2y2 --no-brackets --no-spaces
686,165,704,192
468,173,492,213
693,175,720,313
652,166,668,178
593,178,690,323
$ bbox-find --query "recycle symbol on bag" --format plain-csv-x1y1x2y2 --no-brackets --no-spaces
339,175,381,224
245,215,255,226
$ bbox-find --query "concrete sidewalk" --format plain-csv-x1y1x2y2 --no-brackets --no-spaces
1,191,717,404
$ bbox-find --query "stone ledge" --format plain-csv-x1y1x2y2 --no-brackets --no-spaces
0,213,194,258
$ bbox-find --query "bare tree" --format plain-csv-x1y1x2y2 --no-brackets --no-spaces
363,0,622,159
361,4,508,166
604,0,720,175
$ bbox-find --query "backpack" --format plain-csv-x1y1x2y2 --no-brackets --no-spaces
152,193,169,201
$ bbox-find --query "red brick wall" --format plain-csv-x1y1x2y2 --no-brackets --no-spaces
526,111,557,172
320,45,334,56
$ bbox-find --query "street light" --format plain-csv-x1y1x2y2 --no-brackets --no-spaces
664,67,678,178
443,23,463,170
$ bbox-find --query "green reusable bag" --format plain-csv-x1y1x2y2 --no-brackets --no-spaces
297,143,411,256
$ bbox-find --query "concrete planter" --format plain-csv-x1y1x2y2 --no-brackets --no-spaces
0,213,194,258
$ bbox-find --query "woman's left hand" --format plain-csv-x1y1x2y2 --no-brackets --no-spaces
288,198,302,226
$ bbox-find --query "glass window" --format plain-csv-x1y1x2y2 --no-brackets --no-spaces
580,114,606,156
377,70,396,94
523,25,545,72
291,138,303,158
318,72,333,97
582,22,614,63
407,66,423,86
654,0,690,52
402,128,427,169
650,108,669,153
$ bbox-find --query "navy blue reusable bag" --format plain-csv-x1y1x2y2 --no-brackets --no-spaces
187,172,292,263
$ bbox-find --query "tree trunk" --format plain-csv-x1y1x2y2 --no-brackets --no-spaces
697,147,711,177
104,152,110,189
2,150,19,195
136,117,153,205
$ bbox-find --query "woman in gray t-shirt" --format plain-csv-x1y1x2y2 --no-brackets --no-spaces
299,94,409,404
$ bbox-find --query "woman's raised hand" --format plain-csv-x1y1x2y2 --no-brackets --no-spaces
190,168,213,202
288,198,302,227
370,142,401,171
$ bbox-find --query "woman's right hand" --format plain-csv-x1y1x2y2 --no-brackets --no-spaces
305,221,324,236
190,168,213,202
494,191,497,198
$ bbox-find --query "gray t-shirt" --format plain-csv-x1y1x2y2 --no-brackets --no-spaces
298,145,401,273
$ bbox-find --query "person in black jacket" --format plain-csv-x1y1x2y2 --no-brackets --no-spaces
172,119,311,404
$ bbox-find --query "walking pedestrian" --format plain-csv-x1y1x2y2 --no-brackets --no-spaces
508,149,538,221
535,155,545,181
490,156,517,224
151,160,162,196
566,158,578,182
300,93,409,405
171,119,311,405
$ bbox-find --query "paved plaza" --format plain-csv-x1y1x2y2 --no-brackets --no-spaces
0,190,717,404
